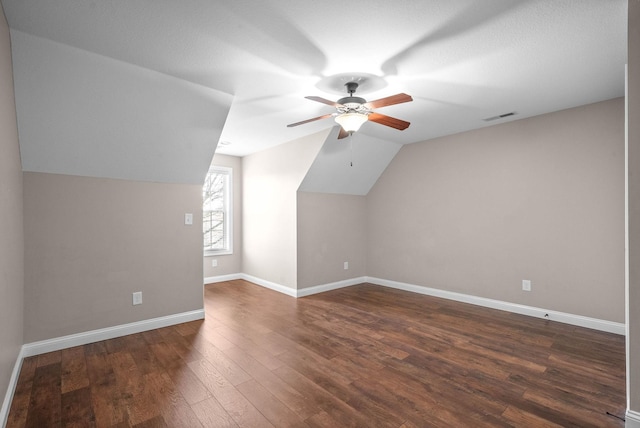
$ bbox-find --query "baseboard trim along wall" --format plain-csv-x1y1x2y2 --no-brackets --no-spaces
1,309,205,426
1,347,25,428
205,274,366,298
296,277,368,297
205,274,625,335
204,274,242,284
239,274,298,297
205,273,296,297
627,410,640,428
366,277,626,336
22,309,205,358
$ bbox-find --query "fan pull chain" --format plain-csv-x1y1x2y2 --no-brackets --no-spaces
350,133,353,167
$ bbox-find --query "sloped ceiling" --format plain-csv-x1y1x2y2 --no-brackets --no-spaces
11,30,232,184
299,127,402,196
1,0,627,161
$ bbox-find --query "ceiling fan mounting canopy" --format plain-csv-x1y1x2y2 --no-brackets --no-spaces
287,81,413,138
336,82,367,111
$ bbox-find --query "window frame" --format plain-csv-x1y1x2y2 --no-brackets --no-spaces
203,165,233,256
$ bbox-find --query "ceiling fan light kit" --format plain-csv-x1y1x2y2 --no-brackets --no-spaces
335,112,368,133
287,81,413,139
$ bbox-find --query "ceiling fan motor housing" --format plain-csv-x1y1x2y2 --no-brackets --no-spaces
337,96,366,107
338,82,369,113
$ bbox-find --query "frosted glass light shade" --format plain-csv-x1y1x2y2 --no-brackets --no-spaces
335,112,368,132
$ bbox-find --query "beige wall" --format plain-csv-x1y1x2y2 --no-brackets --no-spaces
297,192,366,288
368,98,625,323
203,153,242,279
0,3,24,414
242,131,326,289
23,172,204,342
628,0,640,417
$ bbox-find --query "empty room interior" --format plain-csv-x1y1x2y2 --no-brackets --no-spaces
1,0,640,427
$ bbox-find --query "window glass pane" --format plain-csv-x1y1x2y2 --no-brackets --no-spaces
204,210,225,250
203,166,231,254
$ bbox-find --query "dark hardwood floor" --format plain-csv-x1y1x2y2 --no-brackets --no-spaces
7,280,626,427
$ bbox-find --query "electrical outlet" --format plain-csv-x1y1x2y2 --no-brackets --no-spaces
132,291,142,305
522,280,531,292
344,261,349,270
184,213,193,225
212,259,218,267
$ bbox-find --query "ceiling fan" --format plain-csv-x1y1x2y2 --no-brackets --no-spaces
287,82,413,139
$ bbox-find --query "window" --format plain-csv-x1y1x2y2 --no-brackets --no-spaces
203,166,232,255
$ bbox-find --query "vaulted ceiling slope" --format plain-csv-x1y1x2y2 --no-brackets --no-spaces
299,127,403,196
2,0,628,162
11,30,232,184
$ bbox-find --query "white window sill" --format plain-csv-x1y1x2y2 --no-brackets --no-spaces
204,249,233,257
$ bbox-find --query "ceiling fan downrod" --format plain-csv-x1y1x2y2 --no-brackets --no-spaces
345,81,358,96
337,82,366,107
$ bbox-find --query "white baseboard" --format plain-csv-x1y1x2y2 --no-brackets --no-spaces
21,309,205,358
297,277,367,297
1,347,25,428
204,273,296,296
204,273,295,297
204,273,296,297
627,410,640,428
206,273,367,299
239,274,297,297
204,273,242,285
366,277,625,335
203,273,625,335
1,309,204,427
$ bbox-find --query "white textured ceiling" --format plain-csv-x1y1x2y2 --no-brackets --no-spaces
1,0,628,157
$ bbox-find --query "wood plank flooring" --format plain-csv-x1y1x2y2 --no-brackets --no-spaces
7,280,626,427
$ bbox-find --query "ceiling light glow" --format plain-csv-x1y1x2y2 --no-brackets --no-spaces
335,112,368,133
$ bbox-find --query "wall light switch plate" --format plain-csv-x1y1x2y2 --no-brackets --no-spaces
184,213,193,225
522,280,532,292
132,291,142,305
344,261,349,270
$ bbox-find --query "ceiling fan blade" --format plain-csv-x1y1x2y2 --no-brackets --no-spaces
287,113,334,127
364,93,413,109
337,127,350,139
368,112,411,130
305,96,343,107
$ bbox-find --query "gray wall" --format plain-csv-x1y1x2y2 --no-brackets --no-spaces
0,2,24,416
297,192,367,288
367,98,625,323
242,131,326,289
23,172,204,342
628,0,640,417
204,153,243,279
